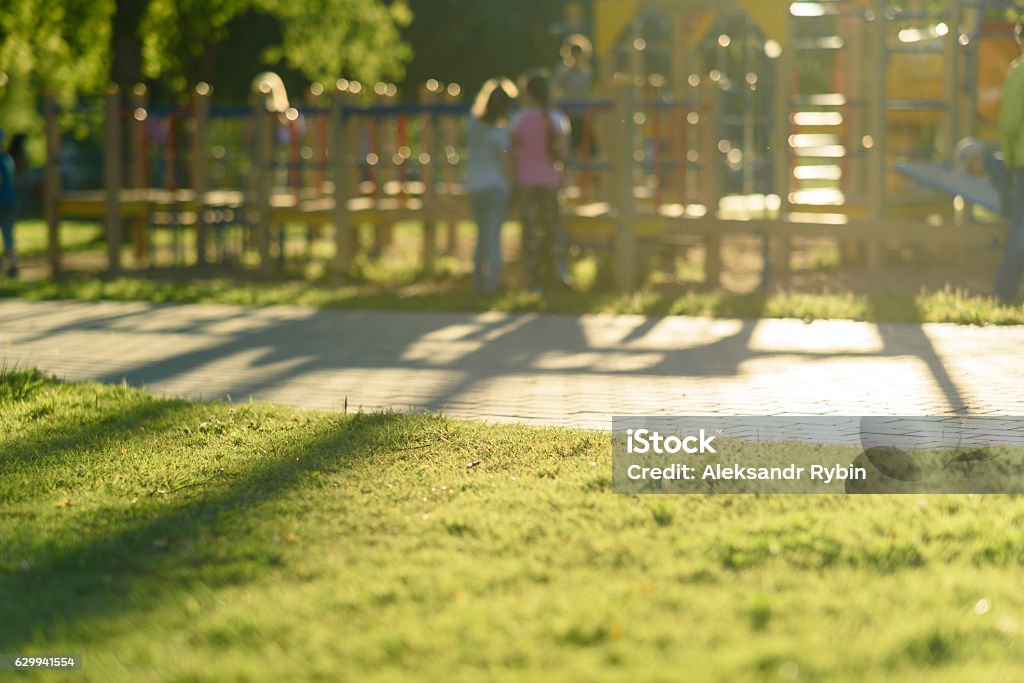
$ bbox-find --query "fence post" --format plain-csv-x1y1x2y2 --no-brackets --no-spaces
192,82,212,267
370,82,393,257
942,0,961,163
128,84,149,263
44,94,62,276
419,81,440,274
441,83,462,254
771,44,792,285
612,79,636,292
104,84,123,274
345,82,364,261
866,0,888,271
331,80,354,274
840,10,869,265
699,79,722,286
846,12,867,201
129,84,148,189
308,83,329,196
251,95,274,273
772,44,791,219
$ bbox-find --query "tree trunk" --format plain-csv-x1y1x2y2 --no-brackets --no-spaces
111,0,148,96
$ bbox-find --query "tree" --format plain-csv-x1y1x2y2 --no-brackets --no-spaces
401,0,568,97
0,0,114,129
136,0,411,94
0,0,411,121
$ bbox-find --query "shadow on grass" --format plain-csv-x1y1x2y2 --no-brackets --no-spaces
0,394,196,471
0,370,205,475
0,409,409,651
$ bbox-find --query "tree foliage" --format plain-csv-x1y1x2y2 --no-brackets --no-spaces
138,0,251,91
261,0,412,86
401,0,566,97
139,0,411,91
0,0,410,110
0,0,114,126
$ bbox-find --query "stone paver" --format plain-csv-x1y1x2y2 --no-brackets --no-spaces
1,299,1023,428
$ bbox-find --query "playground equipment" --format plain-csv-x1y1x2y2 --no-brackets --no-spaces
44,75,506,276
593,0,1020,212
583,0,1020,278
41,0,1023,290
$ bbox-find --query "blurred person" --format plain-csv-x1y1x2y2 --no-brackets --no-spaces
554,34,594,157
8,133,28,209
251,72,304,192
465,78,518,295
953,137,1010,220
994,17,1024,301
0,129,17,278
510,71,572,293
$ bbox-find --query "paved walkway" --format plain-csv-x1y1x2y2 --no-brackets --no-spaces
1,299,1022,428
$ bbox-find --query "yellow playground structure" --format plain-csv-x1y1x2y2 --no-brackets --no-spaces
591,0,1018,210
42,0,1024,290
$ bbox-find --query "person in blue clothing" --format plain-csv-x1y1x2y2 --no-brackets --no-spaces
0,129,18,278
465,78,518,295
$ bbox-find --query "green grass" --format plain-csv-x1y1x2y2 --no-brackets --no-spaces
10,218,1024,324
16,220,104,257
3,369,1024,681
4,274,1024,325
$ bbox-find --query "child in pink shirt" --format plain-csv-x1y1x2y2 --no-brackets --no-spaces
509,72,572,292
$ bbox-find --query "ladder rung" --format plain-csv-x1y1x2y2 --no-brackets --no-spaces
887,99,948,111
888,44,945,54
792,145,847,158
790,2,869,19
793,165,844,181
886,9,950,19
789,188,846,205
790,94,866,107
793,37,846,50
790,147,869,158
792,111,845,126
789,133,842,147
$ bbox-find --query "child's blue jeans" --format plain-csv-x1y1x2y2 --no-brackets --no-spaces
470,187,509,295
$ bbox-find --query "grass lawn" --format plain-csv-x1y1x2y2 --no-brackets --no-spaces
8,219,1024,325
3,271,1024,326
2,368,1023,682
15,220,104,258
3,273,1024,325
